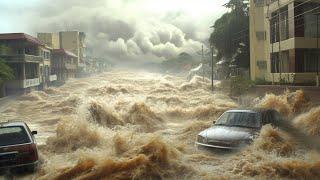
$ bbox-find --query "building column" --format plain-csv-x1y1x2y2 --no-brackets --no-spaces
289,49,295,73
22,63,26,80
37,64,40,78
288,2,295,38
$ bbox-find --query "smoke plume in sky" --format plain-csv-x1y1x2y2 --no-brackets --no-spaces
0,0,228,62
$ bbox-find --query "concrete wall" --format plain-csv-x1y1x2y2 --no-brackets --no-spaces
59,31,80,64
37,33,60,49
250,0,268,80
250,0,320,83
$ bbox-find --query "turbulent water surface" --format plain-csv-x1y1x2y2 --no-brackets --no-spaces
1,70,320,179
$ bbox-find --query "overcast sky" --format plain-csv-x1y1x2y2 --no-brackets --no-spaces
0,0,228,62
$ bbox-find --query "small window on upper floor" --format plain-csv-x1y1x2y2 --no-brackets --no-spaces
254,0,265,7
256,31,266,41
18,48,23,54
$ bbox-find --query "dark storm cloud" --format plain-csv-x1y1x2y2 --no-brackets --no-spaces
90,16,135,41
27,0,204,62
162,11,198,40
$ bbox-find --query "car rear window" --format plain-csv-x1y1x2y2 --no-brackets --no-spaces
0,126,31,146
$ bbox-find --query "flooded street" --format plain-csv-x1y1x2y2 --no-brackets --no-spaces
1,70,320,179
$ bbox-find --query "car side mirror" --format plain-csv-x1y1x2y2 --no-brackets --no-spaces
31,131,38,135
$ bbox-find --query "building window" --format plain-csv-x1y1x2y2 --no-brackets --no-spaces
8,63,22,80
271,52,279,73
257,60,267,69
270,6,289,43
270,12,279,43
25,63,38,79
295,49,320,72
304,49,320,72
295,2,320,38
280,51,290,73
254,0,264,7
280,6,289,40
271,51,290,73
304,14,316,37
256,31,266,40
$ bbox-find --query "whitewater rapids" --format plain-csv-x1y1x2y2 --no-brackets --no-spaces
1,70,320,179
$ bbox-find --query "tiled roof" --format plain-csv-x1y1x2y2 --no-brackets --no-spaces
53,49,78,58
0,33,44,46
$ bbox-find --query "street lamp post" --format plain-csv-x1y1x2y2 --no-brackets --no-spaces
210,25,215,92
317,13,319,86
211,45,214,92
202,45,205,82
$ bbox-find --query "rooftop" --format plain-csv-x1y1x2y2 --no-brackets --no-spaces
0,33,44,46
53,49,78,58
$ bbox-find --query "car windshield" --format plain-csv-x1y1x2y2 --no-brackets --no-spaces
0,126,31,146
215,112,260,128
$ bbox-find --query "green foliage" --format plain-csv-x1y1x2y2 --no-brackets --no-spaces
223,0,249,12
0,44,10,55
230,76,254,96
209,0,249,69
254,78,271,85
0,58,14,84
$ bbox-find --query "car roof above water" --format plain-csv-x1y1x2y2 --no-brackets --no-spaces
0,121,27,128
226,109,257,113
226,108,274,114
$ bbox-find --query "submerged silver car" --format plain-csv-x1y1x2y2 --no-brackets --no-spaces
196,109,278,150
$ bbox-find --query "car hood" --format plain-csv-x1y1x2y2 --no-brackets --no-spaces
198,125,258,142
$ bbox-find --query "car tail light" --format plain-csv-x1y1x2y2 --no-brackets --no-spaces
15,144,38,163
0,143,38,165
23,144,38,161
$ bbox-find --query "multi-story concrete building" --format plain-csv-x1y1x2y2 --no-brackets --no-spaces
0,33,57,95
39,45,54,89
52,49,77,82
59,31,86,73
250,0,320,85
38,31,86,76
37,33,60,49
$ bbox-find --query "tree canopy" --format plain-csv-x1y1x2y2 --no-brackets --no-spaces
209,0,249,68
0,58,14,84
161,52,197,73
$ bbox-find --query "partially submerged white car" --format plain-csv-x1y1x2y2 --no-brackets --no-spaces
196,109,279,150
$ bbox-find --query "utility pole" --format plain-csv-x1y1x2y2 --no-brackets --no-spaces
211,46,214,92
270,17,275,85
317,14,319,86
202,45,204,82
278,8,282,85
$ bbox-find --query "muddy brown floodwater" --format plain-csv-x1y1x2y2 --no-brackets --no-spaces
1,70,320,180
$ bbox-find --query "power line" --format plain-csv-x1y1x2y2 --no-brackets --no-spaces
268,0,313,20
233,7,320,43
268,5,320,29
231,0,313,38
230,3,320,49
233,9,319,44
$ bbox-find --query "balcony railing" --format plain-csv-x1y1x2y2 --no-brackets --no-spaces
24,78,40,88
0,54,43,63
49,75,57,81
78,62,86,68
5,78,40,89
65,63,77,70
